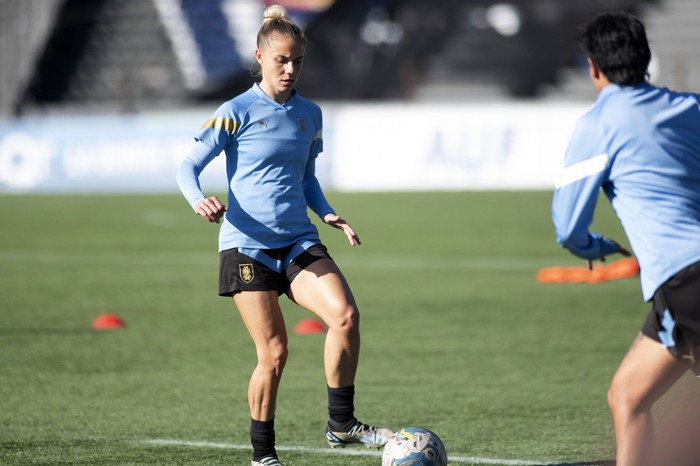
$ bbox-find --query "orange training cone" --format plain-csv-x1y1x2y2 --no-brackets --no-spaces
536,258,640,284
602,257,640,280
92,313,126,330
293,318,326,335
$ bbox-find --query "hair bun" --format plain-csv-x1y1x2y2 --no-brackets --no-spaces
262,5,289,24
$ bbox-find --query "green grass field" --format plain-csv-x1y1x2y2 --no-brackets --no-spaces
1,191,695,465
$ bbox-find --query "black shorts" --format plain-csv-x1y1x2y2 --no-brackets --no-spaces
218,243,332,297
641,261,700,374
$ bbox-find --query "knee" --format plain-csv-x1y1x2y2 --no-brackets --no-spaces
327,303,360,335
607,377,650,418
607,382,623,415
259,339,289,375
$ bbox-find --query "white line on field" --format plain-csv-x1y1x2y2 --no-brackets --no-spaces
142,438,547,465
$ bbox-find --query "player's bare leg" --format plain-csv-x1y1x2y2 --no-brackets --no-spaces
288,258,359,387
607,333,688,466
289,258,393,448
234,290,288,421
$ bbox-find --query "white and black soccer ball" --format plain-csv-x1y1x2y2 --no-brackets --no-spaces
381,427,447,466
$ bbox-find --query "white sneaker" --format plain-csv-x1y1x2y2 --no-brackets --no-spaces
251,456,282,466
325,421,394,449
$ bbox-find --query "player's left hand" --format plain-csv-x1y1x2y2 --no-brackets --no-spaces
324,213,361,246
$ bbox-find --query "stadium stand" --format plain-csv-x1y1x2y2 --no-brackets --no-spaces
541,0,700,100
642,0,700,92
0,0,64,116
3,0,699,116
153,0,250,94
410,0,652,101
21,0,189,113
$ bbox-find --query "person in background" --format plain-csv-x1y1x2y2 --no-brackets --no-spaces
176,5,393,466
551,11,700,466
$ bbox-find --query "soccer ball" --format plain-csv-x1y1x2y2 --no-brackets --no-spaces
381,427,447,466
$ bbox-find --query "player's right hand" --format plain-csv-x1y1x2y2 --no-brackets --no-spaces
587,238,631,270
607,238,632,258
195,196,227,224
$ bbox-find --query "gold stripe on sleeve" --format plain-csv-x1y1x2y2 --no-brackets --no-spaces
200,116,240,134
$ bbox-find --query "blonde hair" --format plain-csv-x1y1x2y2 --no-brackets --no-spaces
257,4,307,49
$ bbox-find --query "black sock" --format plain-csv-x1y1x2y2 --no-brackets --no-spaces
327,385,357,431
250,418,276,461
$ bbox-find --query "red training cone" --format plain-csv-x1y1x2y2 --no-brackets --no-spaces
92,313,126,330
293,318,326,335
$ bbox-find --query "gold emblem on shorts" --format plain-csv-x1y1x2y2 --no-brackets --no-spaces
239,264,254,283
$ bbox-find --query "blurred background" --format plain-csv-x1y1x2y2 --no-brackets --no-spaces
0,0,697,194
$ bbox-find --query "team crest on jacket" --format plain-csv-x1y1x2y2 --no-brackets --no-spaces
297,117,306,134
239,264,254,283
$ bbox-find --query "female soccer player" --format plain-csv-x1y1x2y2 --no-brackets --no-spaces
176,5,392,466
552,12,700,466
